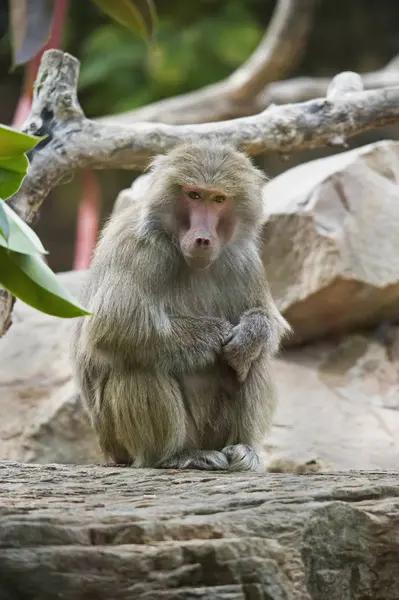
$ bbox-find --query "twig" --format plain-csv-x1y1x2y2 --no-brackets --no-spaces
259,53,399,107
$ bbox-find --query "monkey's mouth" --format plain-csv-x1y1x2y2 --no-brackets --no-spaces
183,253,215,270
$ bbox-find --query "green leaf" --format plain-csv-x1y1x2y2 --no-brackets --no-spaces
91,0,157,41
0,154,29,199
0,201,47,255
0,246,91,318
8,0,54,67
0,124,44,157
0,199,9,241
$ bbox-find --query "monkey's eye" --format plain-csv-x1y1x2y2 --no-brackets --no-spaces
187,191,201,200
214,195,226,204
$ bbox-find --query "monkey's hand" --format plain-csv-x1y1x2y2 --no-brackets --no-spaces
222,309,270,383
195,317,234,353
166,316,233,372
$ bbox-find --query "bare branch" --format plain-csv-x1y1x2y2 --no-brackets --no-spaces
98,0,318,126
259,54,399,107
2,49,399,337
0,291,15,338
9,50,399,224
101,47,399,128
217,0,318,102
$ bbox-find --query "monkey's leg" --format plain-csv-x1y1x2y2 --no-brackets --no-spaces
222,354,276,473
95,369,187,467
157,368,230,471
74,364,132,465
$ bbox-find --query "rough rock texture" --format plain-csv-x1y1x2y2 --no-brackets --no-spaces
261,139,399,345
1,462,399,599
0,270,102,465
1,271,399,470
269,330,399,471
114,139,399,346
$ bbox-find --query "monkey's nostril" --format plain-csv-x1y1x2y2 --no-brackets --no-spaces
195,237,210,246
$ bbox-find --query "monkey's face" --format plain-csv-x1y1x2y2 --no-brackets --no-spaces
176,185,236,270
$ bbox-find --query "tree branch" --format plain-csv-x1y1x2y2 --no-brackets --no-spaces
0,292,15,338
8,50,399,224
99,40,399,128
2,48,399,337
98,0,318,126
227,0,318,101
259,53,399,107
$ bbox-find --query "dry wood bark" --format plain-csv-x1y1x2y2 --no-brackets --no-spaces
1,462,399,599
259,53,399,108
2,47,399,337
99,3,399,128
106,52,399,126
10,51,399,224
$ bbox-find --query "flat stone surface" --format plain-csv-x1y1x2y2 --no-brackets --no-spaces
1,462,399,599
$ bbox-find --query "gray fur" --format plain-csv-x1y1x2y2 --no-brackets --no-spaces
71,141,291,472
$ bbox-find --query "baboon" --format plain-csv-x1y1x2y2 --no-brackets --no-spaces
71,140,290,471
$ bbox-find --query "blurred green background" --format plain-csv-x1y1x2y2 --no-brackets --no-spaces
1,0,399,272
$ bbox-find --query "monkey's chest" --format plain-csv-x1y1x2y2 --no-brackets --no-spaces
165,276,246,324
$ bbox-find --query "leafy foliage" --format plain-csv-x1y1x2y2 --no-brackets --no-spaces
0,199,47,255
0,124,90,318
0,197,9,241
0,124,42,156
0,248,90,318
91,0,157,41
77,2,263,116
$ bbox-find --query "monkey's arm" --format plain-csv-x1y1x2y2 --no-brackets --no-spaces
223,279,290,382
82,268,232,374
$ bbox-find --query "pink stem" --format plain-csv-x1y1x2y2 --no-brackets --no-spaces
73,170,101,271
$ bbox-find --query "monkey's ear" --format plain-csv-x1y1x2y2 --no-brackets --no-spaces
146,154,167,173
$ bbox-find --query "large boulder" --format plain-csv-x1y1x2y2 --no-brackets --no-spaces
1,271,399,470
1,462,399,599
0,271,102,465
261,139,399,345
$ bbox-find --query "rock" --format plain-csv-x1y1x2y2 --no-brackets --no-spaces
0,270,102,465
1,462,399,599
261,139,399,345
2,271,399,471
268,331,399,471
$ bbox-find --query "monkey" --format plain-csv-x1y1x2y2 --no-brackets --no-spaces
71,140,291,472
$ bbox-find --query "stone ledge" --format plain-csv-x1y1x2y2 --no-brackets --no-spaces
1,462,399,599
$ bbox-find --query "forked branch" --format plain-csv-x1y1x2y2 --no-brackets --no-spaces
2,47,399,338
10,49,399,223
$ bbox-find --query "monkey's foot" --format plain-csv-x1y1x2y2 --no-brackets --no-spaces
222,444,264,472
160,450,229,471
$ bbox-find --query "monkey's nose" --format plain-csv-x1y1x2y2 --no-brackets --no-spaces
195,237,210,247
